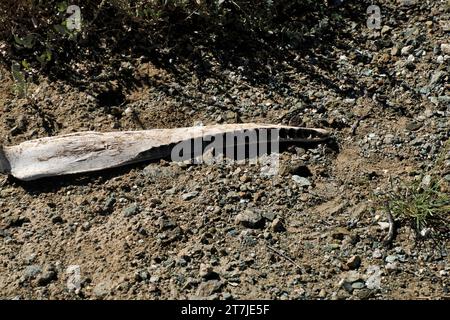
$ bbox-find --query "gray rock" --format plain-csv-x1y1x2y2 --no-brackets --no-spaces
235,210,265,229
181,191,199,200
165,187,177,195
430,71,446,86
340,270,363,293
430,96,439,105
385,255,398,263
372,248,383,259
342,281,354,294
23,265,42,280
82,222,91,231
441,43,450,55
383,134,395,145
177,257,188,267
378,222,390,230
420,175,432,188
24,253,37,264
66,265,81,293
196,280,223,297
318,289,327,298
225,111,236,120
135,270,149,282
123,204,139,217
157,216,177,230
292,175,311,187
419,227,432,238
124,107,133,116
103,194,116,213
344,271,362,283
381,25,391,35
391,46,399,56
401,45,413,56
271,218,286,232
351,281,366,290
394,247,404,255
222,292,233,300
0,228,10,238
93,281,111,299
365,265,382,290
406,122,422,131
345,255,362,270
261,211,276,221
437,96,450,103
295,147,306,156
328,243,340,250
385,262,399,273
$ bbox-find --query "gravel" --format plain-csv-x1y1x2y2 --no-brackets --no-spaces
365,266,382,290
181,191,199,201
270,218,286,233
23,265,42,280
345,256,362,270
0,0,448,300
123,204,139,217
291,176,311,187
93,282,111,299
235,209,265,229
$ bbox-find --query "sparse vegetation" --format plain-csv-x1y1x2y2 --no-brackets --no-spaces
1,0,332,95
384,179,450,238
382,140,450,244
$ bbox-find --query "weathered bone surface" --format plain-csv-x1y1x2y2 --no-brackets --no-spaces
0,123,329,181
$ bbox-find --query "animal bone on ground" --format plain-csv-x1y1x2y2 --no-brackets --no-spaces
0,123,330,181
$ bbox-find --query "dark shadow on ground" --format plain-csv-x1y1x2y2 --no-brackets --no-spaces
2,0,376,112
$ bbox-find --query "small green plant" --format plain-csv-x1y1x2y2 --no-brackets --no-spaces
8,0,84,96
11,62,28,98
36,49,52,65
380,138,450,246
14,34,36,49
383,178,450,241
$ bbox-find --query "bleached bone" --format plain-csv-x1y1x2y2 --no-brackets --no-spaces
0,123,329,181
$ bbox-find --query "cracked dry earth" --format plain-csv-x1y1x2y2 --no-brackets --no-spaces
0,0,449,299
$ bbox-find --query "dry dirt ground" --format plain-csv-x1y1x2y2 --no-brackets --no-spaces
0,0,449,299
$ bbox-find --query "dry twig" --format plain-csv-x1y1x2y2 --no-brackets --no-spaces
266,244,302,271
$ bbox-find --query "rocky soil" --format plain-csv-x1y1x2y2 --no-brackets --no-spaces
0,0,449,299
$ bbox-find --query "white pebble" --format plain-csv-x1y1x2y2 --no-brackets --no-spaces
124,107,133,115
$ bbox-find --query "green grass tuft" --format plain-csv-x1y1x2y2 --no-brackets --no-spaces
383,177,450,244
